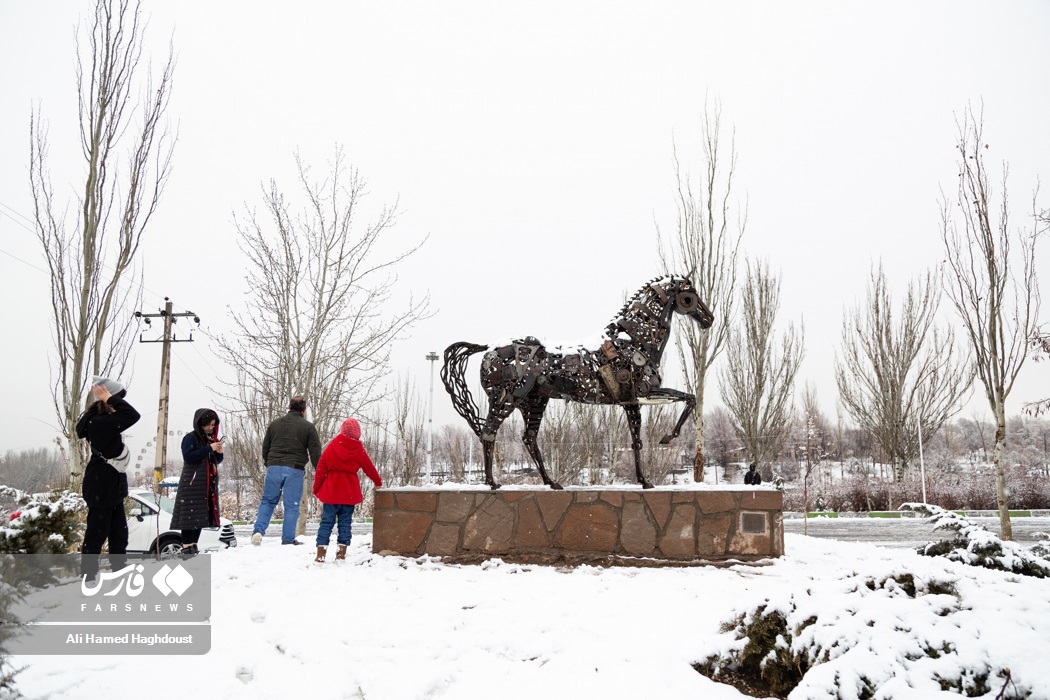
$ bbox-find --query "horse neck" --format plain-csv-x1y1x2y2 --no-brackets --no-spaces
651,303,674,362
607,286,674,363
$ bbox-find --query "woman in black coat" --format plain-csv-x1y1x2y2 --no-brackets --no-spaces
170,408,224,557
76,378,140,580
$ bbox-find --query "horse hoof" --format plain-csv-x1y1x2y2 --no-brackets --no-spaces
658,435,673,445
489,482,502,490
641,481,655,489
548,482,564,491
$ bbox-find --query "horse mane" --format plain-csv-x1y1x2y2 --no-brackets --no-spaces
606,274,684,327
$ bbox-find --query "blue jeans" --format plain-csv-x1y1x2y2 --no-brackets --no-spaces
316,503,355,547
253,465,305,543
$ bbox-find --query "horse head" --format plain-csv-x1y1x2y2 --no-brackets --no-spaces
666,275,714,329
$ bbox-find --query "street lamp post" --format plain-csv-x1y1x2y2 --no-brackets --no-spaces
426,351,439,483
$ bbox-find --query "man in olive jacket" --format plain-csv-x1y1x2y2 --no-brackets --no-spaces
251,396,322,545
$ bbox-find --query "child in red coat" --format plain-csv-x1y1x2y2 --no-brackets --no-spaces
312,418,383,562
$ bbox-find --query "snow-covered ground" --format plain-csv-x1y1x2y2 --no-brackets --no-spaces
10,530,1050,699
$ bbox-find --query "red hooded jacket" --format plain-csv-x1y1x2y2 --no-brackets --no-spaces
313,434,383,505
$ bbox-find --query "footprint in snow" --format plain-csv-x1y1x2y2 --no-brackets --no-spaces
235,664,254,683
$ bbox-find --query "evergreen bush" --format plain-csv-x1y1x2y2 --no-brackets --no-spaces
903,502,1050,578
0,486,85,556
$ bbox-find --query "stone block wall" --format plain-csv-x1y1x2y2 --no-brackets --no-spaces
373,488,783,563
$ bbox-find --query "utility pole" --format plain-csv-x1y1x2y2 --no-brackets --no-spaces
136,298,199,488
426,351,439,483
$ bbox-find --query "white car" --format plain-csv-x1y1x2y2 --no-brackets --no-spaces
125,488,237,557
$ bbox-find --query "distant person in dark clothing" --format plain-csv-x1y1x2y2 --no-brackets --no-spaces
171,408,224,558
76,377,140,581
744,463,762,486
312,417,383,562
251,396,322,546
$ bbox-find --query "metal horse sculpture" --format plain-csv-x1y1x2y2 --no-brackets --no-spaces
441,275,714,490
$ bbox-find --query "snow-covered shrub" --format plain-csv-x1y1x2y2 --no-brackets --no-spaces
1006,467,1050,509
0,486,85,555
694,607,810,697
0,561,24,697
903,502,1050,578
1031,532,1050,559
695,555,1045,699
0,566,22,698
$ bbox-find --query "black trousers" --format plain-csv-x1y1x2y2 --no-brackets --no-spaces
80,504,129,579
181,528,202,546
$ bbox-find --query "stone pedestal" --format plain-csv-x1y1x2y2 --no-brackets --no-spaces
373,487,783,565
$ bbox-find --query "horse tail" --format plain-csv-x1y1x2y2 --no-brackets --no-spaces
441,342,489,437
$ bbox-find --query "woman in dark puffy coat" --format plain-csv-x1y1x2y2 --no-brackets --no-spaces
170,408,224,557
76,377,140,580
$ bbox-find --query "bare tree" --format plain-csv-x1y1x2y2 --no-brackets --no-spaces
657,99,744,483
703,407,738,478
536,402,585,486
570,403,604,485
389,375,427,486
797,385,830,532
836,265,974,483
220,381,274,520
1026,327,1050,416
0,448,67,492
640,405,681,486
435,425,471,482
216,147,431,532
940,106,1042,539
718,259,803,476
30,0,175,488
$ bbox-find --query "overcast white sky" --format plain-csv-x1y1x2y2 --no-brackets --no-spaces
1,1,1047,464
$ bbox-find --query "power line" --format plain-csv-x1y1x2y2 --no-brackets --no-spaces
0,201,36,228
0,200,181,309
0,246,50,276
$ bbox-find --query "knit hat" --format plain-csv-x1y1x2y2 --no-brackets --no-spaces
340,418,361,440
91,375,126,401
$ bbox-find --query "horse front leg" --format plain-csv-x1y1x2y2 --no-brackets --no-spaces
649,388,696,445
622,403,653,489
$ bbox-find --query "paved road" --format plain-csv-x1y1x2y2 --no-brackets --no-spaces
234,518,1049,550
232,522,373,544
784,516,1050,549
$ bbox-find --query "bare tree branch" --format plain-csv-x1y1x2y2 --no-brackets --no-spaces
940,104,1041,540
30,0,175,488
836,264,974,482
214,147,433,531
657,97,744,482
718,259,803,474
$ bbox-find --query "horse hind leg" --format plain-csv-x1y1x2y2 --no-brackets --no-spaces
520,396,561,490
623,404,654,489
481,394,515,490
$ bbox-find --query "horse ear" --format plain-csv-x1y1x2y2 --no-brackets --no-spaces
685,263,697,282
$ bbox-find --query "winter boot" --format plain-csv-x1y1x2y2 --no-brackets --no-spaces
315,546,326,563
336,544,347,560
